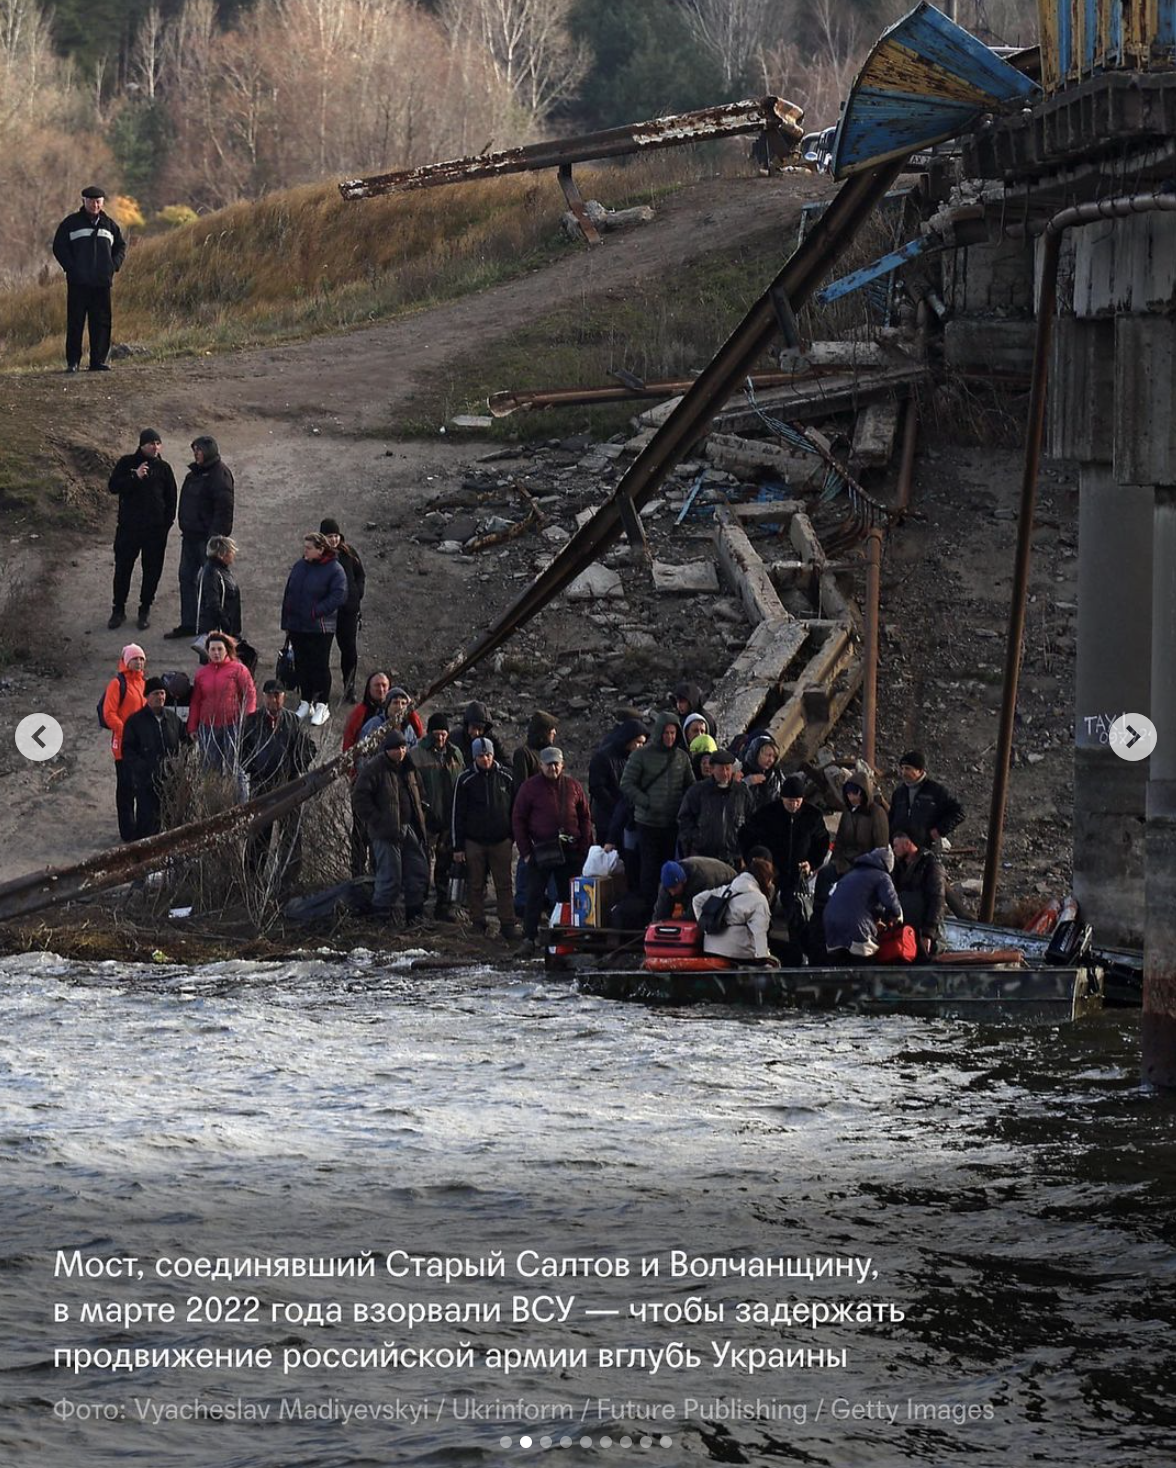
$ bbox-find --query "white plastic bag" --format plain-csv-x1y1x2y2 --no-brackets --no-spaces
582,844,621,878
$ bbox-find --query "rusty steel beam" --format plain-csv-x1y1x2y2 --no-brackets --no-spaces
487,369,857,418
339,97,804,200
416,157,909,706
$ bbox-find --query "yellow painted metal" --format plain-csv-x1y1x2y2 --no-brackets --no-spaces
870,38,1006,104
1038,0,1061,90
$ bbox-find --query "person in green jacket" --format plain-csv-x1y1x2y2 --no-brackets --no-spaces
619,710,695,918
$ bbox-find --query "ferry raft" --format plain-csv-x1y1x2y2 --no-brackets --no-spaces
545,925,1113,1025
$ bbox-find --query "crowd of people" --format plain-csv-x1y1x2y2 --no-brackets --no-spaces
98,424,964,959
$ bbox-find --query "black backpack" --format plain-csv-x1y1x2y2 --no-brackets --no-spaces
97,672,127,729
698,887,736,934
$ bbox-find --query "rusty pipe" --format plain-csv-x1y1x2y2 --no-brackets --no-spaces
862,527,884,767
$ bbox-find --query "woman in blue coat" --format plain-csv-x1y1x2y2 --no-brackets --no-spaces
280,532,348,726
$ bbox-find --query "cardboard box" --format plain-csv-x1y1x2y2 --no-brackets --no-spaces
571,875,618,928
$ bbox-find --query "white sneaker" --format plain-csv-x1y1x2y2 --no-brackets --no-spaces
294,700,311,720
310,702,331,726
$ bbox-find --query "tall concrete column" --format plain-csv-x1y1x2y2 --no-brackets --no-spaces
1142,486,1176,1088
1072,467,1153,945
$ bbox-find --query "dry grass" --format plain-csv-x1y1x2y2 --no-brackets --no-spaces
0,152,718,371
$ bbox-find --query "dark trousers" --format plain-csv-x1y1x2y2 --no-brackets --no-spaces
350,817,372,878
134,776,162,839
178,533,205,630
66,281,112,367
113,526,169,613
115,760,138,842
289,631,333,705
523,858,577,940
334,607,360,690
466,838,514,926
637,824,679,919
428,830,455,911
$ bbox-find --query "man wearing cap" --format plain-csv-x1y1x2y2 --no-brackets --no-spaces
675,748,753,865
511,747,592,951
241,681,317,882
52,186,126,372
351,729,430,924
168,437,235,639
121,676,190,838
452,737,519,937
891,830,947,957
888,750,964,850
412,711,466,919
106,429,178,631
652,856,737,922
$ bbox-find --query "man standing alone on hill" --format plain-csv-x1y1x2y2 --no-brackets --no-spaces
52,186,126,373
168,436,235,639
107,430,177,631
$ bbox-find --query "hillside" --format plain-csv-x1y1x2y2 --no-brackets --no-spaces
0,167,1073,927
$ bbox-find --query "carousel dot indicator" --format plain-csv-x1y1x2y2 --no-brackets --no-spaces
580,1436,593,1448
520,1436,532,1448
540,1437,552,1449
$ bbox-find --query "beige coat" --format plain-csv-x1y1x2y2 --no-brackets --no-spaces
692,870,772,961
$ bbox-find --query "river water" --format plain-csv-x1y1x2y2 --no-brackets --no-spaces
1,948,1173,1468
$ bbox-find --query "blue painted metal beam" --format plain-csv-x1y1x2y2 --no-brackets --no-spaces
814,233,939,304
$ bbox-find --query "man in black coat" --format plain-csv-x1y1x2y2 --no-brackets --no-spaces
169,436,235,639
352,730,430,923
739,775,830,887
120,677,190,838
452,737,519,936
241,681,317,883
107,429,178,632
675,748,753,865
891,831,947,957
888,749,964,849
52,185,126,372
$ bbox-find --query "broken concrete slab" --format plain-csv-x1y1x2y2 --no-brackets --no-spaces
851,399,901,466
567,563,624,600
708,619,810,743
651,560,720,594
634,395,684,429
713,507,788,625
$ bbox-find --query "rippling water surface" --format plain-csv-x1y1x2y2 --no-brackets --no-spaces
2,949,1174,1468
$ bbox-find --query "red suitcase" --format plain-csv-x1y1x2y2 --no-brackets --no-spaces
644,920,703,958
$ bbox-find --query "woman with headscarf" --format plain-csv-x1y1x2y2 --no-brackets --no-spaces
280,531,348,727
318,517,365,703
832,772,890,875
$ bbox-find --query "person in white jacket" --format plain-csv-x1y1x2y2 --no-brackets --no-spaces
692,858,778,965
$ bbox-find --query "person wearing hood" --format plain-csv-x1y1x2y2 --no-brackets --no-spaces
280,531,348,726
738,732,789,811
413,710,467,920
195,535,242,638
351,729,430,924
738,774,830,892
588,716,647,839
888,750,963,849
619,710,695,917
823,847,903,962
106,428,177,632
891,831,947,957
513,710,558,789
103,643,148,840
318,518,365,703
452,700,494,767
121,675,190,838
675,749,753,865
692,858,778,965
169,436,235,639
832,771,890,875
671,680,717,738
52,185,126,372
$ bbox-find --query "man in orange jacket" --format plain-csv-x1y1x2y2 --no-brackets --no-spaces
103,642,147,840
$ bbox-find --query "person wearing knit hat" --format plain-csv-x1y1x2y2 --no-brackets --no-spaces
106,429,178,632
412,707,467,919
120,670,191,839
888,751,964,851
738,769,830,961
318,518,365,701
351,725,430,924
52,186,126,373
652,854,738,922
101,644,148,841
452,734,519,938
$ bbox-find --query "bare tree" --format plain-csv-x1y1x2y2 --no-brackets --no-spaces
681,0,785,91
439,0,589,128
130,5,166,101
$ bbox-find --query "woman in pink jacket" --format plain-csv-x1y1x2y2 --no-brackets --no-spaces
187,631,256,779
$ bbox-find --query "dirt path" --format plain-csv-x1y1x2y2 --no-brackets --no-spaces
0,174,829,879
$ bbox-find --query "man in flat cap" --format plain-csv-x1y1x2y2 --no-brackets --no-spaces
52,186,127,373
